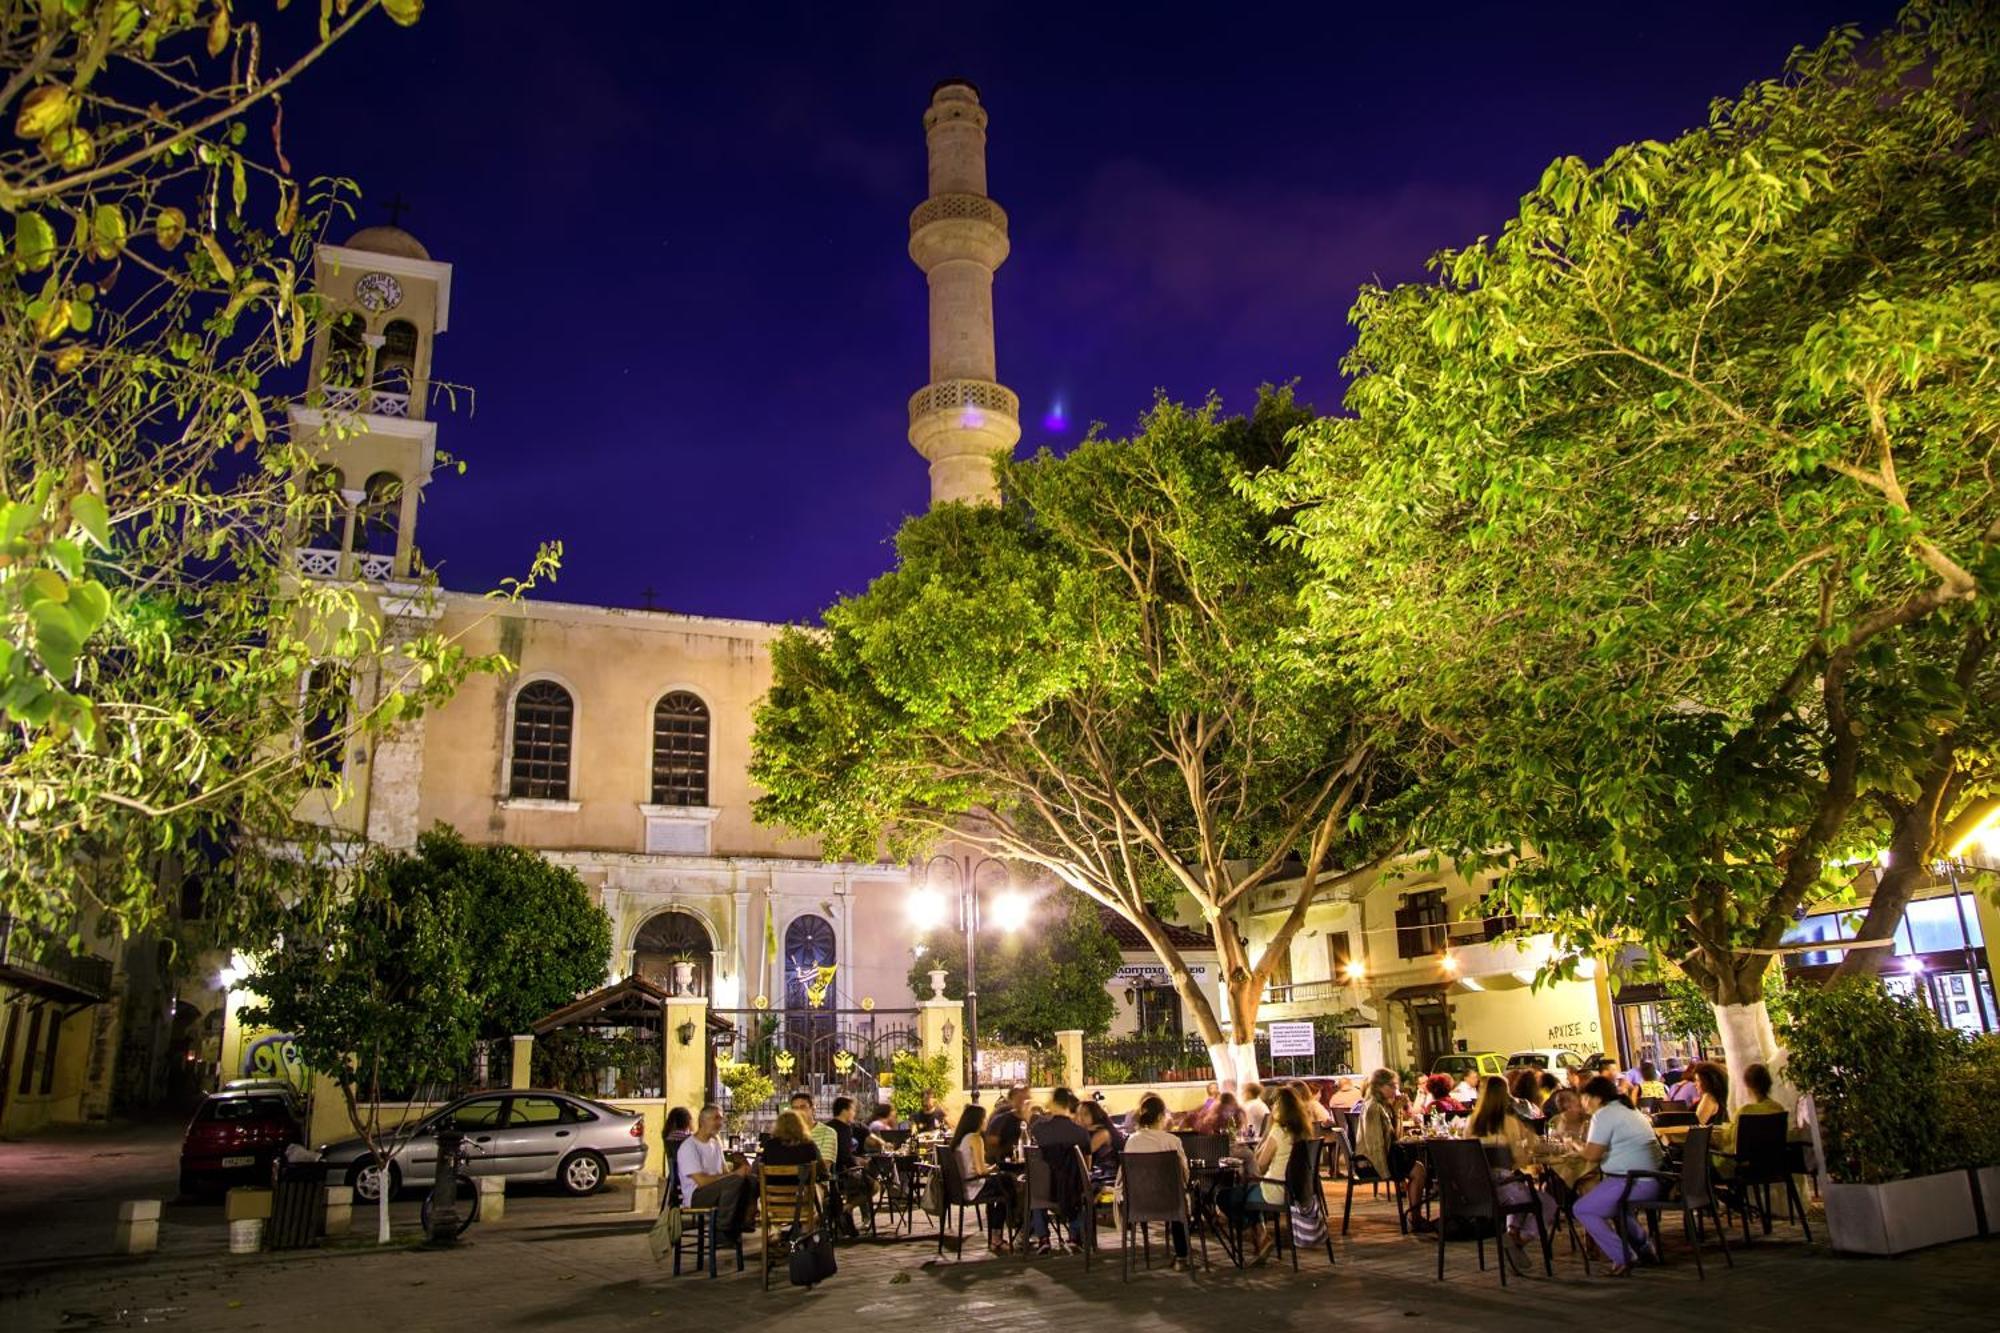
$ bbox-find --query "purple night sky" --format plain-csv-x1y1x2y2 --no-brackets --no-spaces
275,1,1898,623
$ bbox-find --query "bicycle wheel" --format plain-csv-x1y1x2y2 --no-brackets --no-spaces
420,1174,480,1240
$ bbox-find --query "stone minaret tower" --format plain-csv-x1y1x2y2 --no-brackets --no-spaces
907,80,1019,507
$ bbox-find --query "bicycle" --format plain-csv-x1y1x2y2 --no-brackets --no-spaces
420,1134,484,1241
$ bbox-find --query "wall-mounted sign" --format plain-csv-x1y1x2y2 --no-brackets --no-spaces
1114,964,1210,983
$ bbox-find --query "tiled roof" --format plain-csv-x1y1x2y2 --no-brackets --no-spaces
1096,905,1213,952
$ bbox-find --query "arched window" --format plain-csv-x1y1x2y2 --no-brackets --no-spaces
302,663,348,779
783,914,837,1010
508,680,574,800
633,910,715,996
650,691,710,807
324,312,367,390
374,318,418,394
355,471,401,555
302,465,345,551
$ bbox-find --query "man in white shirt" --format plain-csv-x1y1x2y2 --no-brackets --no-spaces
675,1103,752,1239
1241,1083,1271,1137
1450,1072,1480,1104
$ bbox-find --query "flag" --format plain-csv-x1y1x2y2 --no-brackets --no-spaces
763,896,778,967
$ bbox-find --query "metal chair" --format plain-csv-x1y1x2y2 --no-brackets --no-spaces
1233,1138,1335,1270
1025,1144,1098,1267
933,1142,1001,1260
1118,1150,1207,1279
1614,1125,1731,1279
1726,1112,1812,1243
757,1163,820,1292
1428,1139,1552,1286
1340,1106,1408,1235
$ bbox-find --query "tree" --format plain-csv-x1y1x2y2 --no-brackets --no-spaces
906,892,1120,1044
0,2,545,945
754,391,1426,1086
1264,2,1998,1094
416,825,613,1039
242,848,477,1244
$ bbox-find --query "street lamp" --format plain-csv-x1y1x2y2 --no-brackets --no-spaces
909,853,1021,1101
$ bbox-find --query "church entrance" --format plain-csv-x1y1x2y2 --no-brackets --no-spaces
632,910,714,997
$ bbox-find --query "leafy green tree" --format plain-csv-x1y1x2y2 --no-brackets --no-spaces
906,892,1120,1044
755,391,1425,1086
1263,1,1997,1090
413,826,613,1039
0,2,548,945
242,847,477,1243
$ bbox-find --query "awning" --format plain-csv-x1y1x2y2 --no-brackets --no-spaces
1386,982,1451,1002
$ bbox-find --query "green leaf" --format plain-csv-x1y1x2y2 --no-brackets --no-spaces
383,0,425,26
31,602,82,679
70,493,110,549
89,204,127,259
15,213,56,271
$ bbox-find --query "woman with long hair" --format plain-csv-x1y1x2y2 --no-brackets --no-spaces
1467,1076,1555,1274
1691,1061,1729,1127
1219,1086,1309,1262
950,1102,1014,1253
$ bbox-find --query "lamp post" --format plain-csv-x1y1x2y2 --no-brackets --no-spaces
910,853,1026,1102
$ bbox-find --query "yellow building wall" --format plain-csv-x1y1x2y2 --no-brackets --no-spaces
0,996,96,1137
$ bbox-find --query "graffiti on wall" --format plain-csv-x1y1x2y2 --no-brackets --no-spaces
241,1032,305,1087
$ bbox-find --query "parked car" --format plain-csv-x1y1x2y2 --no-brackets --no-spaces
1505,1048,1587,1075
1429,1052,1506,1080
316,1090,646,1201
180,1089,305,1196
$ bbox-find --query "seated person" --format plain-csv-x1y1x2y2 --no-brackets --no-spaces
761,1110,824,1173
1466,1076,1557,1274
911,1089,948,1133
1328,1077,1363,1110
1508,1068,1545,1119
1024,1087,1096,1251
1120,1094,1193,1268
1217,1086,1307,1262
827,1095,873,1236
1636,1061,1668,1105
1449,1071,1480,1105
984,1085,1032,1162
1190,1091,1245,1137
1689,1062,1730,1127
1713,1061,1788,1160
867,1102,901,1134
1417,1073,1466,1118
676,1103,755,1241
1240,1082,1270,1137
1075,1098,1125,1180
951,1103,1018,1254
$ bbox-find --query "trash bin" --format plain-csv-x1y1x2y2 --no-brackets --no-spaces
267,1158,328,1250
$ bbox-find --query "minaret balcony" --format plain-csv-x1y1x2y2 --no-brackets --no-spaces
908,192,1010,271
320,384,416,420
907,378,1021,463
296,547,395,582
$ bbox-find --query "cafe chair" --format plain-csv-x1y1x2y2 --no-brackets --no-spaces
1232,1138,1335,1271
1025,1144,1096,1268
1118,1151,1208,1280
932,1143,1000,1261
1726,1112,1812,1244
665,1150,742,1279
758,1162,821,1292
1613,1125,1731,1280
1650,1108,1697,1130
1341,1138,1409,1236
1428,1140,1552,1286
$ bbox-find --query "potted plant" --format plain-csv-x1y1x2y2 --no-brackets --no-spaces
1940,1033,2000,1229
1783,979,1978,1255
666,951,699,996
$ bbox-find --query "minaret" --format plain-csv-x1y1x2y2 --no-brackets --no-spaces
907,80,1019,507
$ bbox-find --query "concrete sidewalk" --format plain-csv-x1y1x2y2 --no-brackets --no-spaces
4,1190,1997,1332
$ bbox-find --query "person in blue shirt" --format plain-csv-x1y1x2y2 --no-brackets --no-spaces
1572,1075,1665,1274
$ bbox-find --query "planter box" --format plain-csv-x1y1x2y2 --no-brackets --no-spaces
1823,1172,1979,1256
1974,1166,2000,1237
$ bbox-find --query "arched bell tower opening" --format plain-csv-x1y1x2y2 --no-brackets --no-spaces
633,910,716,997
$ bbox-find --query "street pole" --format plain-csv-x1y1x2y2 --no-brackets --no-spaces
963,854,981,1103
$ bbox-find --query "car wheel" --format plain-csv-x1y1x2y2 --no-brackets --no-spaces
558,1149,606,1196
349,1158,399,1203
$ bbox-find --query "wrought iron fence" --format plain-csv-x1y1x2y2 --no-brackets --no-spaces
528,1029,663,1099
712,1008,919,1124
0,915,113,999
1082,1032,1212,1085
973,1043,1066,1089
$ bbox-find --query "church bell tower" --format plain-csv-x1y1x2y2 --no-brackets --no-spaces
907,80,1019,508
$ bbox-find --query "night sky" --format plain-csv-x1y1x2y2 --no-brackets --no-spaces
275,1,1901,623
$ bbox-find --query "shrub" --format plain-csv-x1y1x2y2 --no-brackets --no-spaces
888,1049,953,1120
717,1061,775,1135
1941,1034,2000,1171
1781,979,1967,1183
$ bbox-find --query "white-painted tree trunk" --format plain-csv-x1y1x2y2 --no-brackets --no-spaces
376,1179,391,1244
1713,999,1795,1111
1228,1041,1260,1091
1203,1041,1264,1091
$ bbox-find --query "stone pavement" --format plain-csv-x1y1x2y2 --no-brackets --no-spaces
5,1183,1998,1332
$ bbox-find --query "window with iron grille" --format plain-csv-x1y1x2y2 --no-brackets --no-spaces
509,680,574,799
1395,890,1448,959
650,691,710,806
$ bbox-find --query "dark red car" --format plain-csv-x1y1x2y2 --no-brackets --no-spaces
179,1089,304,1196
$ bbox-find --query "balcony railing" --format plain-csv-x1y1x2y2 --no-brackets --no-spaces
319,385,413,419
0,916,112,1002
296,548,394,581
1262,977,1350,1008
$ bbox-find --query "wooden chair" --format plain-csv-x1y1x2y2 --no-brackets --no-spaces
758,1162,821,1292
1615,1125,1732,1279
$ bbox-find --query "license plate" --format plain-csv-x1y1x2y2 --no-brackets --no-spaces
221,1155,255,1167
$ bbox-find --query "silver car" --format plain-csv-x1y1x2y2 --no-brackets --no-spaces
317,1090,646,1200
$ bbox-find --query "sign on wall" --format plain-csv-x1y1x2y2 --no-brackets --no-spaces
1268,1021,1316,1059
1113,963,1211,983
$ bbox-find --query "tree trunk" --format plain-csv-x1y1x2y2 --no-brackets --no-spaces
1712,999,1795,1111
1220,976,1263,1091
376,1175,391,1244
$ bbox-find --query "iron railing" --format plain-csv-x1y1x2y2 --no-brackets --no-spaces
0,916,112,1000
711,1007,919,1119
1082,1032,1212,1085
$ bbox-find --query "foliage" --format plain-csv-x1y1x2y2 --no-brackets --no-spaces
754,390,1427,1074
1089,1055,1134,1086
717,1059,775,1134
887,1048,953,1120
1780,978,1968,1182
0,2,556,945
906,892,1120,1042
415,826,613,1039
1261,2,2000,1015
532,1028,659,1098
1940,1035,2000,1170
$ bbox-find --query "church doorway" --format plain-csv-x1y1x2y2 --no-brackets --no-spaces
782,914,837,1059
633,910,714,997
